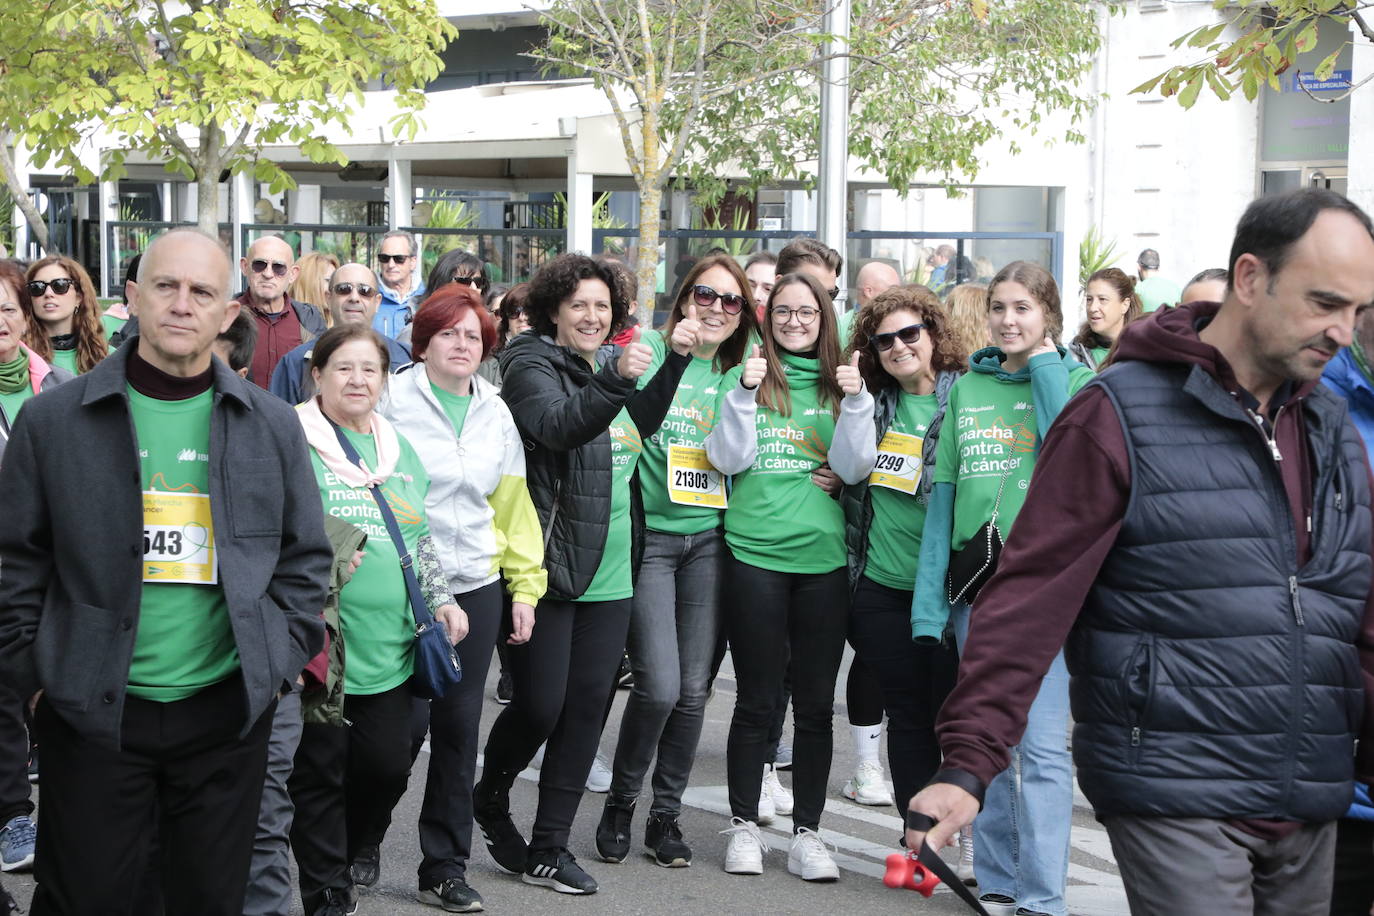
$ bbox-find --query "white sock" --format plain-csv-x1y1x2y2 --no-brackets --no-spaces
851,721,882,766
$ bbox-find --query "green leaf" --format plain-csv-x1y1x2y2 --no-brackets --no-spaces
1314,47,1342,81
1179,73,1204,108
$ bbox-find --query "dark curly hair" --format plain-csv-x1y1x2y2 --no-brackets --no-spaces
525,253,630,340
847,285,966,393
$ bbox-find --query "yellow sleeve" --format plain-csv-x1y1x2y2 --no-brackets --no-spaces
488,474,547,607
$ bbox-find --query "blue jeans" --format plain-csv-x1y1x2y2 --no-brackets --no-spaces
609,528,723,815
952,601,1072,916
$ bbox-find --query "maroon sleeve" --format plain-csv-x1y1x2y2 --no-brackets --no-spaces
935,386,1131,791
1358,466,1374,784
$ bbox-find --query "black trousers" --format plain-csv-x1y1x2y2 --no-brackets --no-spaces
1330,816,1374,916
289,683,413,914
409,582,503,887
0,685,33,824
724,558,848,832
848,575,958,812
31,673,273,916
480,597,632,852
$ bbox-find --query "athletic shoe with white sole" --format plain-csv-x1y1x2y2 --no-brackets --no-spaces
762,765,793,817
787,827,838,882
0,815,34,872
721,817,765,875
417,876,484,912
756,772,776,826
841,760,894,806
585,754,612,793
956,824,976,885
522,848,597,895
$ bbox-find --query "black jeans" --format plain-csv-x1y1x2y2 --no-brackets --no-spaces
1330,816,1374,915
0,685,32,824
410,582,503,887
480,597,632,852
724,557,847,832
845,653,886,728
289,683,413,914
848,575,958,811
31,673,273,916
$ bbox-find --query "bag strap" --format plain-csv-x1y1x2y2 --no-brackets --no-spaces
987,404,1035,527
329,420,434,629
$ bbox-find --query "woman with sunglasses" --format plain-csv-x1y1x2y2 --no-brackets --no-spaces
476,283,530,388
594,254,759,868
705,272,874,882
840,285,964,833
23,256,109,375
912,262,1093,916
397,250,491,350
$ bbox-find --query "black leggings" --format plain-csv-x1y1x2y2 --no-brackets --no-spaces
846,655,885,728
479,597,631,852
724,557,847,833
848,576,958,812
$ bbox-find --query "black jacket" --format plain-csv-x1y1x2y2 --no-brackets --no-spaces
498,333,688,600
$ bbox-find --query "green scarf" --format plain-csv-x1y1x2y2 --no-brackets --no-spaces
1352,338,1374,387
0,349,28,395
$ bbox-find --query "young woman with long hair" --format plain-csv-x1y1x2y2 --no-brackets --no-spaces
24,256,108,374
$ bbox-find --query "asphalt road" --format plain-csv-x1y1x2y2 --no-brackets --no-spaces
6,648,1126,915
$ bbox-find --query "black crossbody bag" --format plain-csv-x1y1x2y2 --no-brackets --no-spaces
946,406,1032,607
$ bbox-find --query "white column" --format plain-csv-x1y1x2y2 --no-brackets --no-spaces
816,0,851,298
387,152,412,229
231,171,253,268
1346,19,1374,213
565,152,594,255
98,174,116,297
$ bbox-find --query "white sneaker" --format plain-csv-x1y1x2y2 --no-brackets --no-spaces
841,760,894,806
787,827,838,882
763,765,793,816
956,824,976,885
756,772,776,826
585,754,612,793
721,817,765,875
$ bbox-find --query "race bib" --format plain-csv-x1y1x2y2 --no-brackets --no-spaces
142,491,218,584
869,430,923,495
667,445,727,508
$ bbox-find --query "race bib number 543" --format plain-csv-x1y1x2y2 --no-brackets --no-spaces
142,491,218,584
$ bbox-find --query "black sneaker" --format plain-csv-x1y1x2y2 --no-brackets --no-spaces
313,885,359,916
522,847,597,895
472,785,528,875
594,798,635,863
645,813,692,867
349,844,380,888
616,654,634,689
495,671,513,705
418,876,484,912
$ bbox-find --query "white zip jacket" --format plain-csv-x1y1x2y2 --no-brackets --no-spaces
380,365,547,605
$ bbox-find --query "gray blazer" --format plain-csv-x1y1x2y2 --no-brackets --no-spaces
0,342,331,749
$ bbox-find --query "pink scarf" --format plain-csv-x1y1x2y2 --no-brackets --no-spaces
296,396,401,488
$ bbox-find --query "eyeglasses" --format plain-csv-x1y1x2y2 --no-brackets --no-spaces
250,259,288,278
870,323,926,351
378,253,412,265
27,278,76,296
770,305,820,325
691,284,746,315
331,282,376,297
452,274,488,291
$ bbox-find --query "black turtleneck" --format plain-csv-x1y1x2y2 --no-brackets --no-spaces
126,345,214,400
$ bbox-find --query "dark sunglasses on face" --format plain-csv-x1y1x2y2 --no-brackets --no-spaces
826,287,840,300
331,282,376,298
378,253,412,265
250,259,288,278
691,284,745,315
28,278,76,296
452,274,488,291
870,323,926,351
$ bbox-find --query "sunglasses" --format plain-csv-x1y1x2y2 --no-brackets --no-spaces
250,259,288,278
691,284,746,315
870,323,926,351
452,274,488,291
28,278,77,296
331,282,376,297
378,253,412,265
826,287,840,300
771,305,819,325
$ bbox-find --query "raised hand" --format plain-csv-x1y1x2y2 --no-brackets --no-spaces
617,326,653,379
741,343,767,389
836,350,863,396
670,303,703,356
1030,333,1058,360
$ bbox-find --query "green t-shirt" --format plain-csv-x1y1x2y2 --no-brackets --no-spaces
579,406,642,601
311,429,432,695
50,348,78,375
0,388,31,429
127,386,241,701
1136,276,1182,313
637,333,729,536
431,384,472,437
722,353,844,574
935,366,1092,551
1090,346,1110,368
863,391,938,590
101,312,128,342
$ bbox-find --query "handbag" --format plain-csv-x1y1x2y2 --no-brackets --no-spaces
946,406,1033,607
331,422,462,700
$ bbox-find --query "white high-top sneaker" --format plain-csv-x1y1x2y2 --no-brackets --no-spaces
762,764,793,816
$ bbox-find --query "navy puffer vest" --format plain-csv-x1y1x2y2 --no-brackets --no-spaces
1069,360,1370,821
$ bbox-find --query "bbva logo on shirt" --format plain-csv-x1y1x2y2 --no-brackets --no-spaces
1014,402,1031,412
177,448,208,463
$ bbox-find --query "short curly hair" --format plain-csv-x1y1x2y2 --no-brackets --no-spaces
525,253,630,339
847,284,966,393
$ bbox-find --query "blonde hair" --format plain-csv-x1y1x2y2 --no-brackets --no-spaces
291,252,339,326
943,283,991,360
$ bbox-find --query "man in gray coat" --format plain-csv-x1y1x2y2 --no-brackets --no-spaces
0,228,331,915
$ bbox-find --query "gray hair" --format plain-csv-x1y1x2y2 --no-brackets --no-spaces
380,230,418,257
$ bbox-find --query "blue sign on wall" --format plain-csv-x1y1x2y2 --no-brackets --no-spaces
1286,70,1353,93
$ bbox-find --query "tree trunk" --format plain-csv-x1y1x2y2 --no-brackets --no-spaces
635,182,662,319
195,122,222,237
0,133,53,254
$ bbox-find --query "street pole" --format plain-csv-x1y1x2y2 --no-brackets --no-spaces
816,0,850,306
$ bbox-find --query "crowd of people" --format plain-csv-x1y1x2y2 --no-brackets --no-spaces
0,186,1370,916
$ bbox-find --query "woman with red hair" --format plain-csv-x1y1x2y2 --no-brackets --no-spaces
378,283,546,912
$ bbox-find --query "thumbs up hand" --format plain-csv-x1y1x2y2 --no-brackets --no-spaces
670,302,703,356
617,326,653,379
741,342,768,390
837,350,864,397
